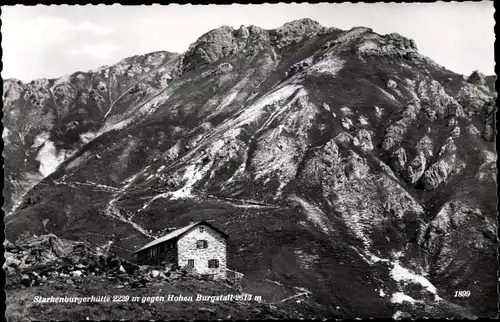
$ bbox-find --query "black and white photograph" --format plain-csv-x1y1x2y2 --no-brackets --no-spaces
2,2,497,320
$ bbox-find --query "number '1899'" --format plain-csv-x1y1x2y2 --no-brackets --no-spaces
454,290,470,297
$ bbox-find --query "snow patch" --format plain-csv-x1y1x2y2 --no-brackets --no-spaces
392,311,407,320
390,292,416,304
170,163,208,198
390,262,438,295
32,132,51,149
80,131,97,145
36,140,66,177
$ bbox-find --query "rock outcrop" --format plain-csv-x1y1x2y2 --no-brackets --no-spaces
357,31,419,59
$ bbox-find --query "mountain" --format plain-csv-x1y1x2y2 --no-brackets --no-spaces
3,18,497,318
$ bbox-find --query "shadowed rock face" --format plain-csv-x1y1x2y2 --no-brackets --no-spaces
3,19,497,319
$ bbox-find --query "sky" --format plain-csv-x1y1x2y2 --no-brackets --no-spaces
1,2,495,82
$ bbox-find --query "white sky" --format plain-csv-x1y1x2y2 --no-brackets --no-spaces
1,2,495,82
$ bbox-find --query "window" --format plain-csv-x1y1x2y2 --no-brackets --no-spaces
199,226,204,233
208,259,219,268
187,259,195,268
196,240,208,249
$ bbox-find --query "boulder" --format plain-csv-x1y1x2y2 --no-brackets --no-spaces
163,264,173,274
215,62,233,74
235,25,250,39
387,79,398,89
4,252,21,268
467,70,487,86
4,240,17,252
72,270,83,277
20,274,31,287
106,255,122,270
407,153,426,184
121,260,139,274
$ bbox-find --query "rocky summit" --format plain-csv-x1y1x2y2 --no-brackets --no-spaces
3,18,497,319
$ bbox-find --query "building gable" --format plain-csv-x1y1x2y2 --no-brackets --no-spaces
177,223,227,277
133,220,228,254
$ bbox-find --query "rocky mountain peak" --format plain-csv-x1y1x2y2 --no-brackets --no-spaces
235,25,250,38
467,70,487,86
275,18,323,34
181,25,245,73
269,18,325,49
355,30,419,59
181,18,325,73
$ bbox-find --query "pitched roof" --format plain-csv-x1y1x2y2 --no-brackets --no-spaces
133,220,228,254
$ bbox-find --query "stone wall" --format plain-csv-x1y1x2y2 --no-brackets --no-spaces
177,224,227,279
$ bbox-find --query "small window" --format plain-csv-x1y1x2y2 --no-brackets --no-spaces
208,259,219,268
196,240,208,249
199,226,204,233
188,259,195,268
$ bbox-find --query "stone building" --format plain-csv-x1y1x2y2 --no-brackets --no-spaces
133,220,229,279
